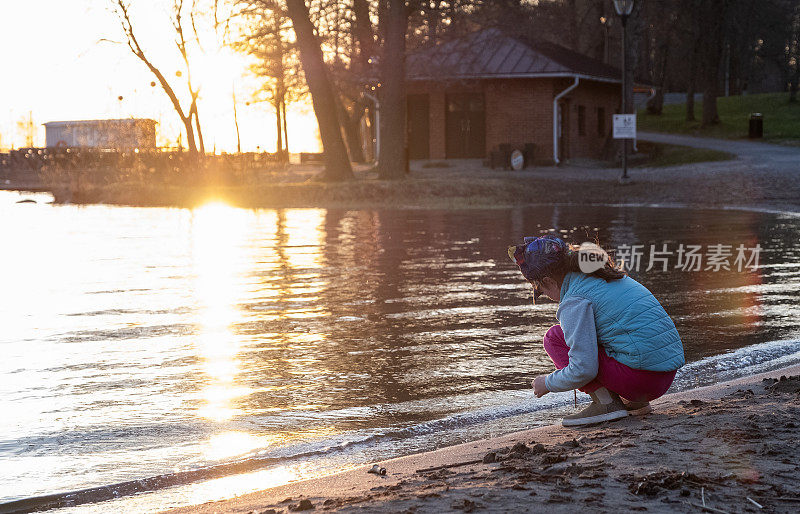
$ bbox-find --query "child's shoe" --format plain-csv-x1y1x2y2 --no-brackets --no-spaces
562,389,628,426
623,399,653,416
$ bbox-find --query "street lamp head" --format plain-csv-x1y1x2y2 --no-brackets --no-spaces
613,0,635,17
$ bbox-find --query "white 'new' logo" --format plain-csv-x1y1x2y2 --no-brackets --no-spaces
578,242,610,273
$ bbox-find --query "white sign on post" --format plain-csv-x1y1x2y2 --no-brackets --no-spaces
613,114,637,139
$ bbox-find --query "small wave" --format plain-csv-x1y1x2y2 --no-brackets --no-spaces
0,390,564,512
0,446,327,513
672,337,800,390
6,338,800,513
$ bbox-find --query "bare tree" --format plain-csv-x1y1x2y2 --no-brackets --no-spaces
237,0,298,158
111,0,204,155
790,3,800,102
285,0,353,181
644,0,680,115
376,0,409,179
174,0,206,153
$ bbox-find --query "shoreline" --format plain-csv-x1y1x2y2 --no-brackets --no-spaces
4,187,800,219
164,364,800,513
2,146,798,213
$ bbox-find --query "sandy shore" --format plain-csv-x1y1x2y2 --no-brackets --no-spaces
164,365,800,513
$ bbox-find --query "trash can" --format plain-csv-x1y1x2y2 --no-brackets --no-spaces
523,143,535,167
498,144,513,169
749,113,763,139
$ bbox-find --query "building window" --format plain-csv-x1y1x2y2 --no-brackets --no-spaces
578,105,586,136
597,107,606,137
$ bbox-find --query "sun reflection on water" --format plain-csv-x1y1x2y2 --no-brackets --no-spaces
188,202,332,435
191,201,255,423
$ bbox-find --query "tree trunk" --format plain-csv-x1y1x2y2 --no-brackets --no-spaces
646,43,669,115
699,0,725,127
282,97,289,155
700,47,721,126
701,87,719,126
792,10,800,102
286,0,353,181
377,0,408,180
338,98,366,163
353,0,374,72
274,91,283,155
686,47,697,121
182,115,198,155
190,101,205,154
621,9,642,120
233,88,241,154
566,0,579,51
686,84,695,121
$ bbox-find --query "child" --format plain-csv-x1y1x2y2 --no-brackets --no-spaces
508,235,684,426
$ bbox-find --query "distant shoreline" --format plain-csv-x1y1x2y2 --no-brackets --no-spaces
3,154,798,214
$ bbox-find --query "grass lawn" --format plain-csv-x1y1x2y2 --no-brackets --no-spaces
633,141,735,167
638,92,800,145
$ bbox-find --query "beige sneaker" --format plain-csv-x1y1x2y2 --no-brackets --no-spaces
562,390,628,427
623,400,653,416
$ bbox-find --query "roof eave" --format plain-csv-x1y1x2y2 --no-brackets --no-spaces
407,72,622,84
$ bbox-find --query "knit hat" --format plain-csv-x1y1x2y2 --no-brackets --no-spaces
508,235,569,282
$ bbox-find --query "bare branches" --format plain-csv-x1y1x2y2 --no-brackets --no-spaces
109,0,202,155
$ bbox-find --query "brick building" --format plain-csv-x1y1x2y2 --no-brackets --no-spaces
405,28,624,165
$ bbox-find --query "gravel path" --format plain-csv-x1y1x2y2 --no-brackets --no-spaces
637,131,800,171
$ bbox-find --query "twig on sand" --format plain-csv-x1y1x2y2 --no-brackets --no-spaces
684,500,731,514
702,487,705,507
416,459,483,474
585,442,614,455
746,497,763,509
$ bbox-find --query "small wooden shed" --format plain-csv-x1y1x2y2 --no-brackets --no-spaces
405,28,624,165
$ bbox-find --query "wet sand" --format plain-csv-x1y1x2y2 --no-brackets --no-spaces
164,364,800,513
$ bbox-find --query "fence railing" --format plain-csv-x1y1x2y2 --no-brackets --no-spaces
0,147,290,187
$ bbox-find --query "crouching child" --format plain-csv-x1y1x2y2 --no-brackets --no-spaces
509,235,685,426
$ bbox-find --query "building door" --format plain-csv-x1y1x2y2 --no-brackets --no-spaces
445,93,485,158
407,94,430,159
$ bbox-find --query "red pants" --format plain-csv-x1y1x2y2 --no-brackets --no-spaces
542,324,676,402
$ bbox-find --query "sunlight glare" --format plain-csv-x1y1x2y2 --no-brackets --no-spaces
203,431,280,461
190,201,255,422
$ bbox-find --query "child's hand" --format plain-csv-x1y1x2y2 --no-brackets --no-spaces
532,376,549,398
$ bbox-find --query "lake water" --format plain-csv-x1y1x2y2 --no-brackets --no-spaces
1,190,799,512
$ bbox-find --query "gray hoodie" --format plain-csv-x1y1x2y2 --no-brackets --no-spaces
544,296,599,393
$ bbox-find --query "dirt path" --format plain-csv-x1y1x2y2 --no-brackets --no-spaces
637,131,800,171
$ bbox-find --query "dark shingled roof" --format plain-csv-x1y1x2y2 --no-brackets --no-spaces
407,28,622,83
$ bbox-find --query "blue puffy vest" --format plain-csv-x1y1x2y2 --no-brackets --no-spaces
559,272,685,371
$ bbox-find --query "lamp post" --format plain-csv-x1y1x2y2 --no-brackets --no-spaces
613,0,634,181
599,16,611,64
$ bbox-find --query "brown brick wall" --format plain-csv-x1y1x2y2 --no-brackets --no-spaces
485,78,556,163
429,88,446,160
559,79,620,161
407,78,621,164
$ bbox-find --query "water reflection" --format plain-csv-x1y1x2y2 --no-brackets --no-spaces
2,194,800,512
191,202,253,423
